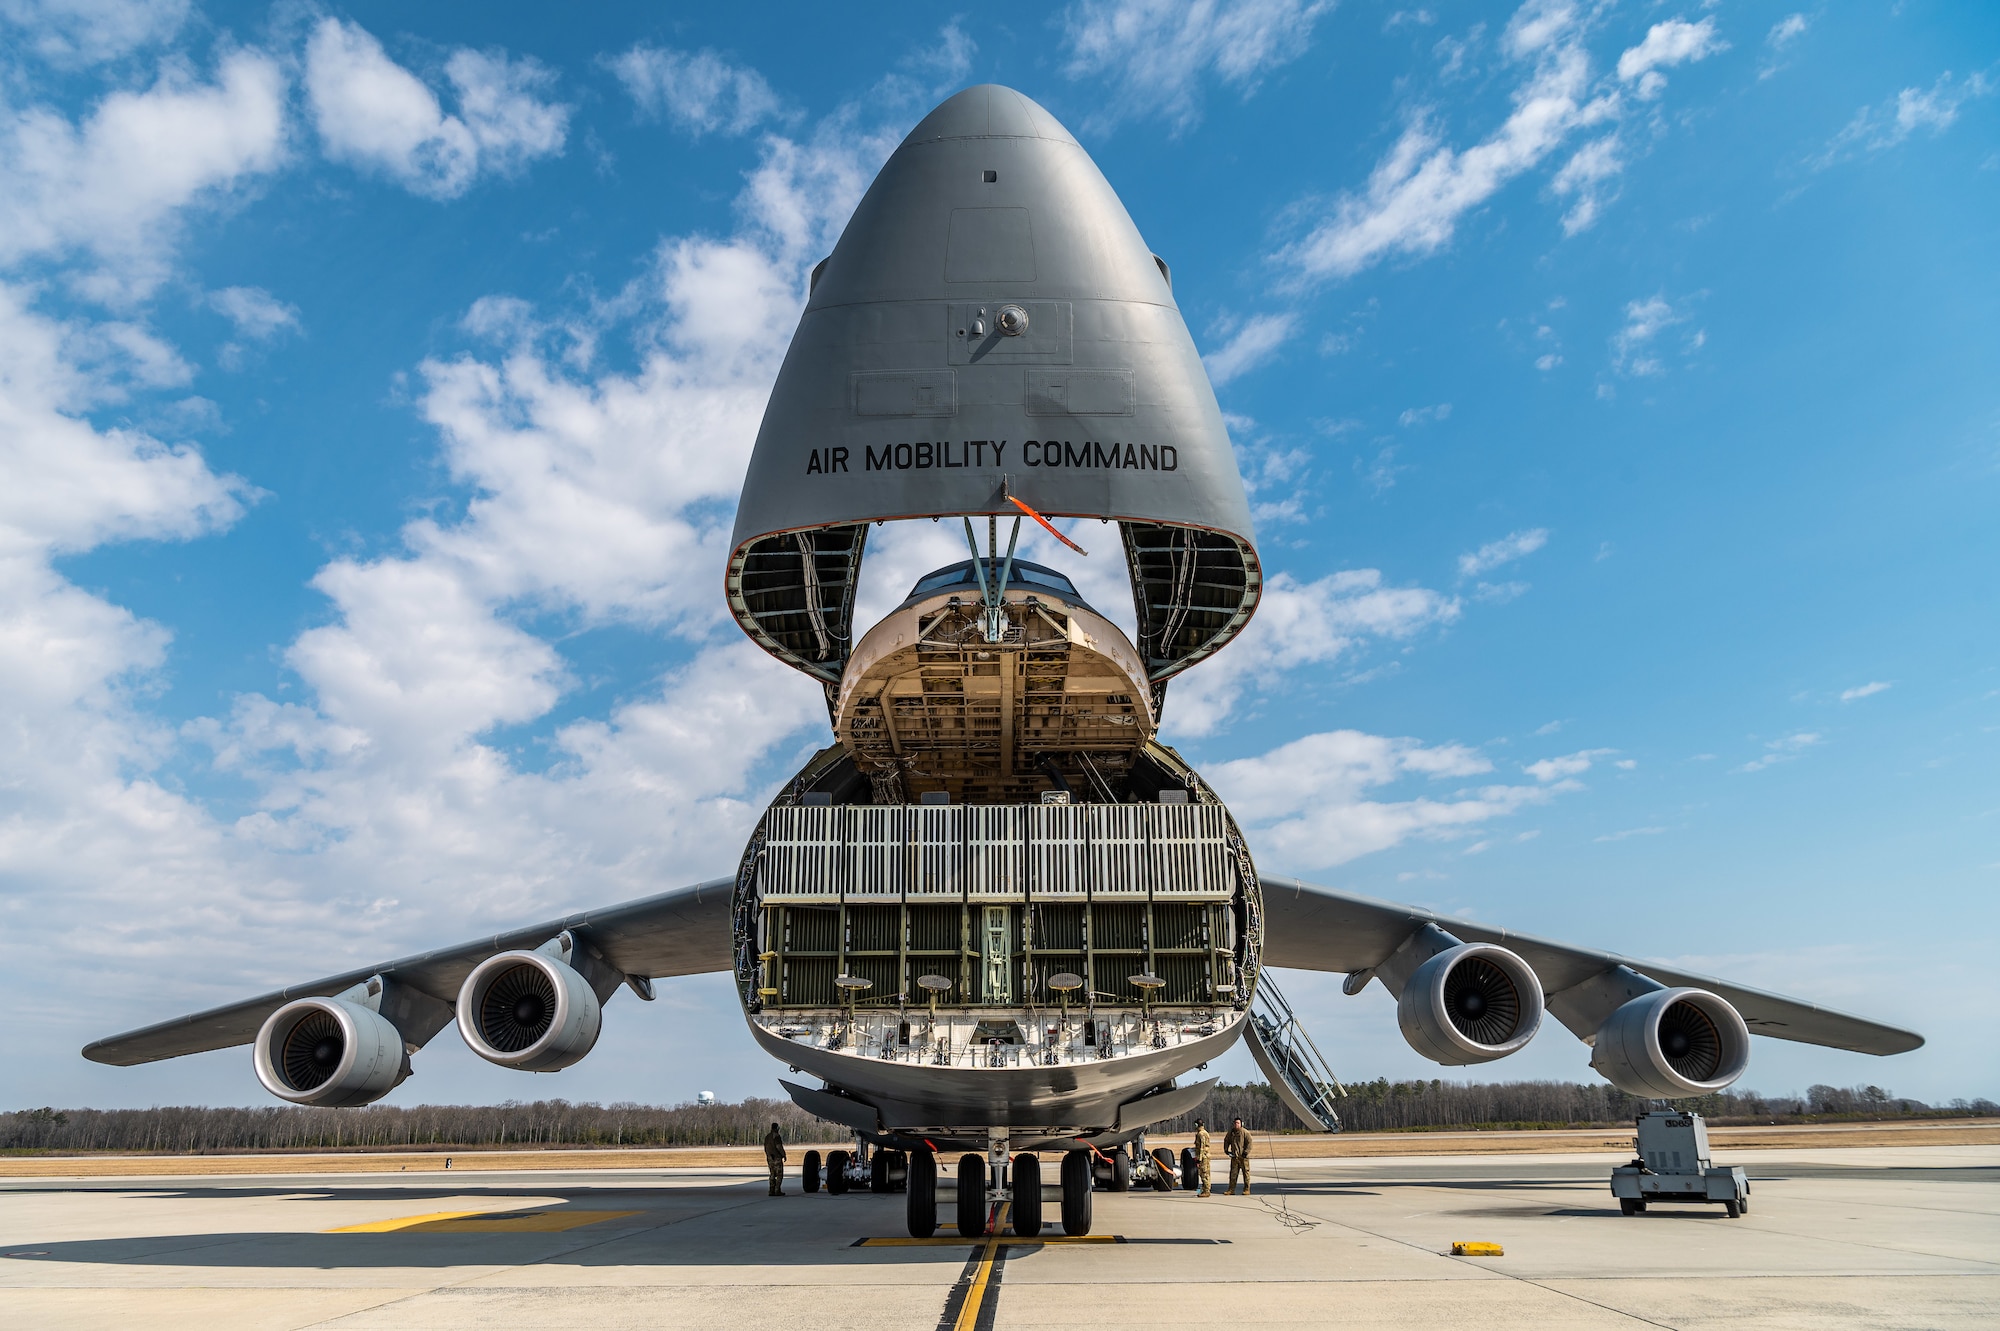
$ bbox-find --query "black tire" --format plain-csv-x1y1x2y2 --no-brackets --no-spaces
1619,1197,1639,1215
1012,1154,1042,1236
1150,1147,1177,1191
802,1150,821,1194
1061,1149,1094,1236
956,1153,987,1238
888,1150,908,1193
906,1150,938,1238
1725,1200,1741,1219
827,1149,850,1195
1111,1150,1132,1193
1739,1196,1749,1214
1180,1148,1200,1191
871,1151,890,1193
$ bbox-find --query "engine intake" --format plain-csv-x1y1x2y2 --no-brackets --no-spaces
1397,943,1545,1065
254,996,406,1107
457,945,601,1072
1590,987,1750,1098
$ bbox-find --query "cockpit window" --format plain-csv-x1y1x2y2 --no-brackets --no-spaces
906,559,1080,601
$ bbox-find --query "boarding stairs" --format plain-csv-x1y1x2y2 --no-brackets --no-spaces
1244,973,1346,1132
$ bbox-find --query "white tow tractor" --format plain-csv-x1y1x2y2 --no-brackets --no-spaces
1610,1111,1750,1217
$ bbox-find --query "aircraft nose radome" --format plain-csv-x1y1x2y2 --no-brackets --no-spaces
903,84,1078,146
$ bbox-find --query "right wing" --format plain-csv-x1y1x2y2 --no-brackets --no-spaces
82,876,735,1067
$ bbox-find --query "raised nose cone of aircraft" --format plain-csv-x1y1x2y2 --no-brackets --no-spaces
727,85,1261,694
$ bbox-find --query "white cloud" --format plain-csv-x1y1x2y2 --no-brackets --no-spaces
1523,746,1613,784
0,0,188,66
1278,2,1610,282
1616,18,1727,100
1611,294,1698,376
1551,133,1621,234
1457,527,1547,577
1399,402,1452,427
1816,70,1995,168
1211,729,1565,870
1203,312,1297,385
1841,681,1891,702
608,46,785,137
1061,0,1333,130
1736,731,1822,773
305,19,568,200
0,50,287,299
1760,14,1809,80
206,285,298,343
1167,568,1461,734
1595,825,1664,842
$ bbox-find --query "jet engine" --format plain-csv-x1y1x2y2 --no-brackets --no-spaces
457,943,602,1072
1589,987,1750,1098
254,996,407,1107
1396,943,1545,1065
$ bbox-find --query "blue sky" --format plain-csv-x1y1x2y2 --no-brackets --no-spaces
1,0,1995,1112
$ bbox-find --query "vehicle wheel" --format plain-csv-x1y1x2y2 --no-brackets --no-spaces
956,1153,987,1237
1619,1198,1639,1215
906,1150,938,1238
1180,1148,1200,1191
1724,1200,1741,1218
871,1151,890,1193
1111,1150,1132,1193
827,1149,850,1195
1150,1147,1177,1191
1061,1149,1094,1236
802,1150,821,1194
1012,1154,1042,1236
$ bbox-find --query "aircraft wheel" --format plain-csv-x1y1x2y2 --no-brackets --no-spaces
1724,1200,1741,1219
1061,1149,1094,1236
906,1150,938,1238
802,1150,821,1194
827,1149,850,1195
1111,1149,1132,1193
956,1153,987,1237
870,1151,890,1193
1180,1148,1200,1191
1011,1154,1042,1236
1150,1147,1176,1191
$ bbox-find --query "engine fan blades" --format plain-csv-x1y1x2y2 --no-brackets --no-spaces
480,963,559,1052
1442,958,1521,1047
281,1010,345,1090
1657,1000,1722,1081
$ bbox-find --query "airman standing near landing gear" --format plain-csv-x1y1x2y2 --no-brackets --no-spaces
1193,1119,1213,1197
1223,1117,1253,1195
764,1122,787,1196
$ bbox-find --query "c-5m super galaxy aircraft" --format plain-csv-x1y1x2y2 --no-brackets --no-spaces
85,86,1920,1240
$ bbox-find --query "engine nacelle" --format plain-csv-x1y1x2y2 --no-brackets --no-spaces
1589,987,1750,1098
1397,943,1545,1065
457,946,602,1072
254,996,406,1107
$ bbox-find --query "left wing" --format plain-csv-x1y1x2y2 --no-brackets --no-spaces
1259,873,1921,1056
83,876,735,1067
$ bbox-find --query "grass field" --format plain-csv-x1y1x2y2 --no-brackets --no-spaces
3,1118,1994,1177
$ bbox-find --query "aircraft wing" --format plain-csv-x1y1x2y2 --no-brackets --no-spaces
82,876,736,1067
1258,873,1922,1056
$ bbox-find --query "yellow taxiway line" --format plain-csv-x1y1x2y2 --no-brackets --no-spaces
328,1209,639,1234
954,1202,1009,1331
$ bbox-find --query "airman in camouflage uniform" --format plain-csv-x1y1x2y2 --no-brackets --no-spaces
764,1123,786,1196
1193,1119,1213,1197
1223,1117,1254,1195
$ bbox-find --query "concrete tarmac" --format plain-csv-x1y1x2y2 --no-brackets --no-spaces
1,1144,1994,1329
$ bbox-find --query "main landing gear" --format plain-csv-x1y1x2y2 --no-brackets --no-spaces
901,1141,1099,1239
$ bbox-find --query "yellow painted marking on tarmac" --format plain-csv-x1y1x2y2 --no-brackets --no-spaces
1451,1240,1504,1257
329,1210,639,1234
953,1202,1008,1331
328,1211,482,1232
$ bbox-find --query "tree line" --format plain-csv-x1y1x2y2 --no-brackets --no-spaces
4,1082,1989,1154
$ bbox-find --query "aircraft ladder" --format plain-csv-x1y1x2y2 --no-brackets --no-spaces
1244,973,1347,1132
